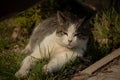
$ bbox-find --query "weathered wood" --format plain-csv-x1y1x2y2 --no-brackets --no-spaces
71,48,120,80
80,48,120,75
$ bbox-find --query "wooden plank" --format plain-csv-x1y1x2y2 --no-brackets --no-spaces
80,48,120,75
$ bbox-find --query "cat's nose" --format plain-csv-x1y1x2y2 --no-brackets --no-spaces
68,40,72,43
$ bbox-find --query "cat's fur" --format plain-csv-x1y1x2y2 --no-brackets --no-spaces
15,11,89,78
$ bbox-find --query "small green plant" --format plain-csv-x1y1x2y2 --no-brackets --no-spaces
88,8,120,62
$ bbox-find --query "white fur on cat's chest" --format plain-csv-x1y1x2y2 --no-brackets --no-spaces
41,31,63,49
33,31,69,57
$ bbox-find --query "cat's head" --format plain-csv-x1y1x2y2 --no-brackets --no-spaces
56,11,89,48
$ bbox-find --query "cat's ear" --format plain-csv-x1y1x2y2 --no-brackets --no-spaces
76,17,86,28
78,17,86,24
78,17,91,30
57,11,66,25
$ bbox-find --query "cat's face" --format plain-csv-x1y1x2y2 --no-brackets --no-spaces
56,11,88,48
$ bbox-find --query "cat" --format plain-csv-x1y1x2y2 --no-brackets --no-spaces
15,11,89,78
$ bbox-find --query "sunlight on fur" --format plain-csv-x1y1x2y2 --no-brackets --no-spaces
15,11,89,78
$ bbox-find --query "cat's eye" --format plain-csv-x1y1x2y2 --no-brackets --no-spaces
74,33,81,36
63,32,68,35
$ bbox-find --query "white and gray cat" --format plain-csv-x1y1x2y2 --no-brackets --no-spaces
15,11,89,78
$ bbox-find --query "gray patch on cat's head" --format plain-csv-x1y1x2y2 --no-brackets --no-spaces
56,11,87,38
76,18,91,40
56,11,70,35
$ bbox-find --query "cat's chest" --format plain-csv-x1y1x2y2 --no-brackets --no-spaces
39,32,67,54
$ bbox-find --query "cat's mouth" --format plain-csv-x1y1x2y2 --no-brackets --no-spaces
66,42,79,49
67,44,74,48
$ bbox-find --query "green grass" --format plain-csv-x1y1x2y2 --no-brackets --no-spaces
0,7,120,80
87,8,120,62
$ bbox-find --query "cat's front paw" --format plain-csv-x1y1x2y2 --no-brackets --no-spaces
43,64,55,75
43,64,50,74
43,64,58,74
15,71,28,78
